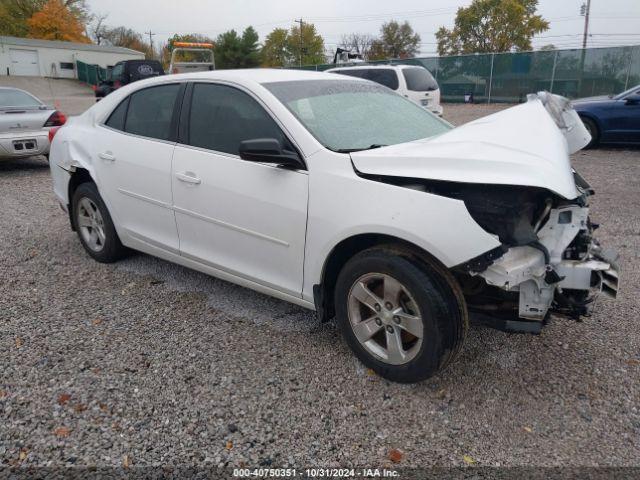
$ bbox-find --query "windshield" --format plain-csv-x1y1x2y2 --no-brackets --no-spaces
264,79,450,152
614,84,640,100
402,67,439,92
0,89,41,108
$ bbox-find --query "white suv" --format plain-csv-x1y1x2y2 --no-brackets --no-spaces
49,69,618,383
327,64,443,116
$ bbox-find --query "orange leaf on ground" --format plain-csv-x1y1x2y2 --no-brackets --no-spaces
226,440,233,450
15,337,24,348
54,427,70,438
388,448,404,463
123,455,132,468
57,393,71,405
92,318,103,326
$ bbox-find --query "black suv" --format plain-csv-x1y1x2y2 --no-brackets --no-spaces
95,60,164,99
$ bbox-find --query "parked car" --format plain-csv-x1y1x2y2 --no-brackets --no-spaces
326,64,443,116
573,84,640,147
49,70,619,383
0,87,66,161
95,60,164,99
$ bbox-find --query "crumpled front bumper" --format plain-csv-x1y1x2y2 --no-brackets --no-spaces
478,205,619,321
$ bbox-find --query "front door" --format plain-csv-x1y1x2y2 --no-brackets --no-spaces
172,82,309,296
94,83,183,252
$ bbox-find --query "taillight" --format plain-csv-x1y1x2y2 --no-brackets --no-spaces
48,126,61,143
44,110,67,127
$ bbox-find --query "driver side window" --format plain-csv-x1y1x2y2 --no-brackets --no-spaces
187,83,293,156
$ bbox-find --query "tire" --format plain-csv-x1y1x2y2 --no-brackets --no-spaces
581,116,599,148
334,246,467,383
71,182,127,263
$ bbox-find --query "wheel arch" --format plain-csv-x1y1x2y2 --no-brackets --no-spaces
67,167,95,231
313,233,463,323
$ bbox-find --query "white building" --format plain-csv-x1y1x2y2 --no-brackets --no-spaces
0,36,144,78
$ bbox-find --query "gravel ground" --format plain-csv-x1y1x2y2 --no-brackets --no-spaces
1,103,639,471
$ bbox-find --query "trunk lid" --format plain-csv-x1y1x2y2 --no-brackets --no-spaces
0,108,53,133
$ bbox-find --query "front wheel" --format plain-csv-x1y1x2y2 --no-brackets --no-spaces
334,247,467,383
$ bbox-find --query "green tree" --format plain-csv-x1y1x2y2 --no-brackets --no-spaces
287,22,325,66
261,23,325,67
370,21,420,59
436,0,549,55
215,26,261,69
261,27,289,66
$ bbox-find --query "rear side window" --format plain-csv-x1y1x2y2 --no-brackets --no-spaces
367,69,399,90
124,84,180,141
105,98,128,131
187,83,291,155
402,67,438,92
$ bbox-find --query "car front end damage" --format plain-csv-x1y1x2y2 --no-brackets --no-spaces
350,91,620,333
454,175,619,332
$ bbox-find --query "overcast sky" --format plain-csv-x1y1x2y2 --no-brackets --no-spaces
86,0,640,56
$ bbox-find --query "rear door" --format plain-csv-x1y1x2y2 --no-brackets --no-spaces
171,82,309,296
94,83,184,252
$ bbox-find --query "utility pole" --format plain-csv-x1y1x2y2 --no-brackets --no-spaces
294,18,304,67
581,0,591,49
145,30,156,59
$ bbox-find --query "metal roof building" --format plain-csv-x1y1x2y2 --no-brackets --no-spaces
0,36,144,78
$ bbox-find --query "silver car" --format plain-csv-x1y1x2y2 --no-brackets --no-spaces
0,87,66,161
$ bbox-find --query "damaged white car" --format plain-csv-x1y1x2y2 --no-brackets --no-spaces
49,70,619,383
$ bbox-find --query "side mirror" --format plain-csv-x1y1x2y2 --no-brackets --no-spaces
625,93,640,105
239,138,305,170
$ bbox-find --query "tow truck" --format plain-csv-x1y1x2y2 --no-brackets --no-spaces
169,42,215,74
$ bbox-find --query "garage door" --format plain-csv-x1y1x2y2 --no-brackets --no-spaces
9,49,40,76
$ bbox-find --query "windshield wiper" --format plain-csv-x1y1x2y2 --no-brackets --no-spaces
334,144,388,153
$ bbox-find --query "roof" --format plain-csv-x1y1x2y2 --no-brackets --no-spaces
167,68,360,85
326,64,422,71
0,36,143,56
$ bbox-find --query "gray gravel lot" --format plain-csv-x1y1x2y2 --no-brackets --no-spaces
1,102,639,471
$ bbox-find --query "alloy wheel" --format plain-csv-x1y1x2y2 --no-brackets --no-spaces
347,273,423,365
76,197,106,252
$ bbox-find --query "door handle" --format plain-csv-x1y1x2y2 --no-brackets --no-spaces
98,151,116,162
175,171,201,185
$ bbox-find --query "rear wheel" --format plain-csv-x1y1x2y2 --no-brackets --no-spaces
72,182,127,263
581,116,599,148
335,247,467,383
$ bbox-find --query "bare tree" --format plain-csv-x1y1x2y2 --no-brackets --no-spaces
339,33,374,59
89,13,109,45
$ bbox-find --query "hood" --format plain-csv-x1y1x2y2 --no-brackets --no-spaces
351,93,589,200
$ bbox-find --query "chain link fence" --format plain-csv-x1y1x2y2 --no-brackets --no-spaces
295,45,640,103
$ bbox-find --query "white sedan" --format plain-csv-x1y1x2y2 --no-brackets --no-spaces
49,69,619,383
